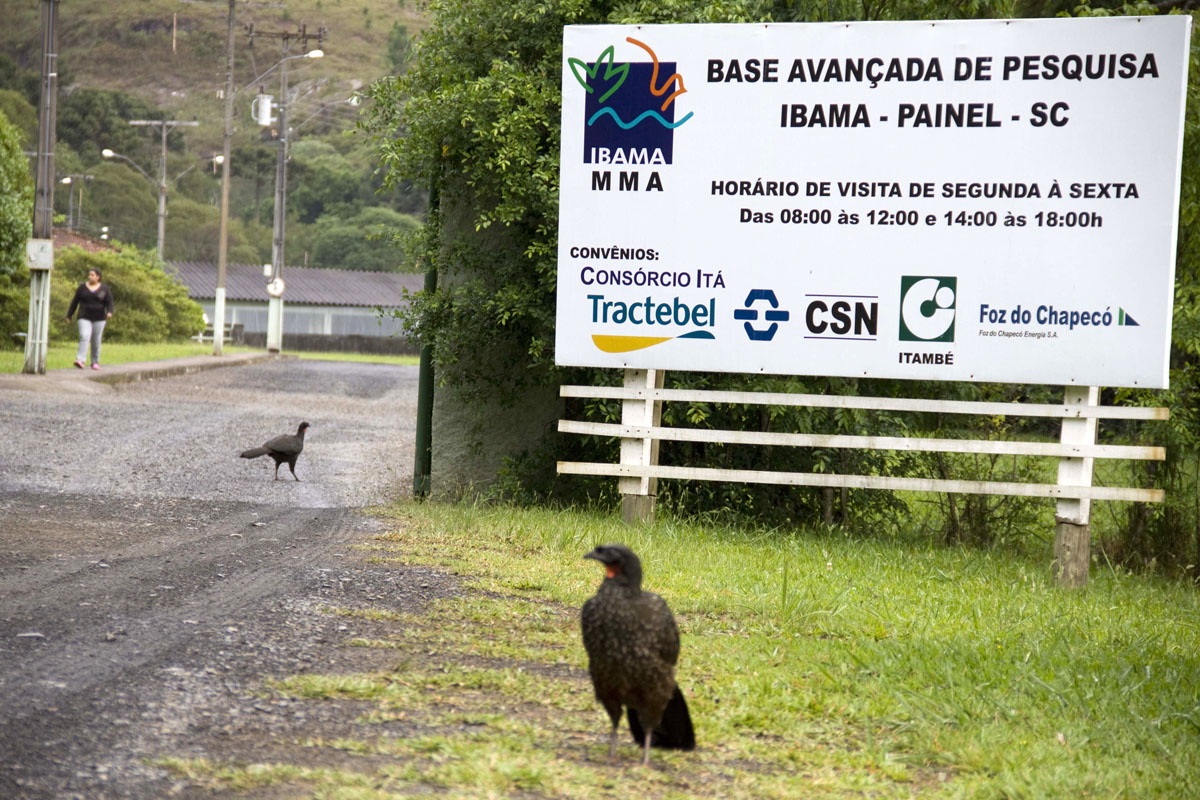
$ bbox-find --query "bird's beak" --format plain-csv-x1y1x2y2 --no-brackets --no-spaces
584,551,619,578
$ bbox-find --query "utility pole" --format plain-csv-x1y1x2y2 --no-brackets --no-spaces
213,0,236,356
127,118,199,261
266,52,289,353
191,0,284,355
23,0,59,375
247,23,325,353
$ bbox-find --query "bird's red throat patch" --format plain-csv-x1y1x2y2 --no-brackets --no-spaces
605,565,620,579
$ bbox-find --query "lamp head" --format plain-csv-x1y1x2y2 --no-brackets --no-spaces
101,149,115,158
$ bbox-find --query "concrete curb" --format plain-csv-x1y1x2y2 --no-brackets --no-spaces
0,352,288,395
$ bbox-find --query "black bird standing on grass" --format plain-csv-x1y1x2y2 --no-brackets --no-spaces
239,421,309,481
581,543,695,766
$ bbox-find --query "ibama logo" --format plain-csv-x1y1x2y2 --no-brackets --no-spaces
569,37,693,166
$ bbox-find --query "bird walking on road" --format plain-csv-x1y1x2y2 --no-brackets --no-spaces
239,421,309,481
581,543,695,766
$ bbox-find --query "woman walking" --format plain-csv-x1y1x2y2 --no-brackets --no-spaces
65,268,114,370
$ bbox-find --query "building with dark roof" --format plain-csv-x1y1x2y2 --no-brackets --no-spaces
168,261,422,351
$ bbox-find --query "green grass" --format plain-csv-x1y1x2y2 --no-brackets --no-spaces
0,342,418,373
0,341,260,372
163,501,1200,799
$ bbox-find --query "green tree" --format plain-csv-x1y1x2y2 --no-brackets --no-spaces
0,107,34,342
0,53,41,106
0,109,32,275
385,21,415,75
163,197,222,262
364,0,767,496
288,139,365,223
1100,2,1200,576
232,142,278,225
56,87,180,166
87,162,158,251
310,206,420,271
0,89,36,148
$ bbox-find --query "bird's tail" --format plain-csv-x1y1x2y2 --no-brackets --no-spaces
239,447,268,459
628,686,695,750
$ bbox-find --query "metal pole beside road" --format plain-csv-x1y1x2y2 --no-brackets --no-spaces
266,53,289,353
23,0,59,376
213,0,236,356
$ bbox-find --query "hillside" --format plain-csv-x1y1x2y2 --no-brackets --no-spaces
1,0,425,155
0,0,428,269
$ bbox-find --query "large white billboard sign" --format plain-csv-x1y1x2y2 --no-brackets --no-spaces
555,17,1191,388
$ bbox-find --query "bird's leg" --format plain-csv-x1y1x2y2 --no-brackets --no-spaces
273,462,280,481
641,728,653,767
608,722,620,761
289,461,299,481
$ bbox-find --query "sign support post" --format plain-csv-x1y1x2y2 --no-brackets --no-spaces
1052,385,1100,587
619,368,664,524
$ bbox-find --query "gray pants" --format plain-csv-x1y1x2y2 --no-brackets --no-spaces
76,318,106,365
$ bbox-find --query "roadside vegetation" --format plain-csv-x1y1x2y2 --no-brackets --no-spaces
0,342,417,373
0,243,205,352
0,341,255,373
285,350,418,366
160,500,1200,798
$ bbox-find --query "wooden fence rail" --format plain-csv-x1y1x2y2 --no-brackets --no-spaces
557,369,1169,587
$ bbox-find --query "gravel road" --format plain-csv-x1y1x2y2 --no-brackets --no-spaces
0,358,452,799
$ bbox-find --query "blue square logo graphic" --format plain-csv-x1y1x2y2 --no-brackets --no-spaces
569,39,692,166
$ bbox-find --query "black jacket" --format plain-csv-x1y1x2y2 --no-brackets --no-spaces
67,283,114,322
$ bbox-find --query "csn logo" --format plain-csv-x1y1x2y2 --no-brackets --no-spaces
899,277,957,343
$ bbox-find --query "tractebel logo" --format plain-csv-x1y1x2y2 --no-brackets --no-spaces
569,38,693,165
899,277,957,342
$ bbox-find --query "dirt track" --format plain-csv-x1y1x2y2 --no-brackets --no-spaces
0,358,446,799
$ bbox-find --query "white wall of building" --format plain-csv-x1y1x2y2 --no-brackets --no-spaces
198,301,407,337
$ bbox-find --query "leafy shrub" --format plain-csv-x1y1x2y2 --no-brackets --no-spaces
0,106,33,344
49,246,204,342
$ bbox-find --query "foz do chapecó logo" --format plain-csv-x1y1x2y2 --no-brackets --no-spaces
899,276,957,342
569,37,693,166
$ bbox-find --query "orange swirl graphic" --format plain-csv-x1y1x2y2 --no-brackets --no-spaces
626,37,687,113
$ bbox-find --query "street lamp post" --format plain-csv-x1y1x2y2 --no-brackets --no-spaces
100,148,165,258
58,174,91,231
101,146,203,260
102,119,198,261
